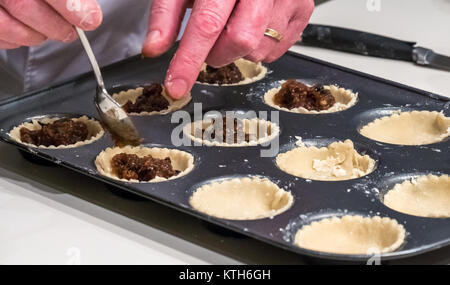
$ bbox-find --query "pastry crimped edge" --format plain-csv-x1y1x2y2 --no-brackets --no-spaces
182,117,280,147
383,174,450,218
189,176,294,220
112,85,191,116
276,139,376,181
196,58,268,86
294,215,406,255
95,145,194,183
9,116,104,149
264,82,358,114
360,110,450,145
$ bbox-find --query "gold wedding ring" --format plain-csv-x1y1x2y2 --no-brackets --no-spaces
264,28,283,42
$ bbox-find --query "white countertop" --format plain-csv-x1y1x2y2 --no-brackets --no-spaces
0,0,449,265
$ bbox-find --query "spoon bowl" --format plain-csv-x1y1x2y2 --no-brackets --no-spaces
75,27,141,145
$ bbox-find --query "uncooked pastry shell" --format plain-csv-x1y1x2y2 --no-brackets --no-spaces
294,215,406,255
383,174,450,218
95,145,194,183
190,177,293,220
276,139,375,181
183,117,280,147
197,58,267,86
360,110,450,145
9,116,104,149
112,85,191,116
264,82,358,114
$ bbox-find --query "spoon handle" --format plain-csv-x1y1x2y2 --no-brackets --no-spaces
75,27,106,91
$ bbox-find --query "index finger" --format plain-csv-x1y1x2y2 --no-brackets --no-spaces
45,0,102,30
165,0,236,99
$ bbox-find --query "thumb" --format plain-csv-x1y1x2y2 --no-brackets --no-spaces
45,0,103,31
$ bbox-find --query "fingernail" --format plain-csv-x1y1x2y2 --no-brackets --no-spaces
166,79,188,99
147,30,161,44
80,10,103,30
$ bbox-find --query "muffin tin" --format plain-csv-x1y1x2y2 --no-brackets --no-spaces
0,46,449,262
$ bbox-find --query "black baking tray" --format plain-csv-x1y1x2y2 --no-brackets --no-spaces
0,46,449,263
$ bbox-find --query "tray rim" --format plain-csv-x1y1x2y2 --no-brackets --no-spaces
1,49,448,108
1,50,449,263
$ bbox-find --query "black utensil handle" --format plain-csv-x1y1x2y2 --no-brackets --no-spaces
301,24,416,61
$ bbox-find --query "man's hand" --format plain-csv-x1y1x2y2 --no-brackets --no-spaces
0,0,102,49
142,0,314,99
